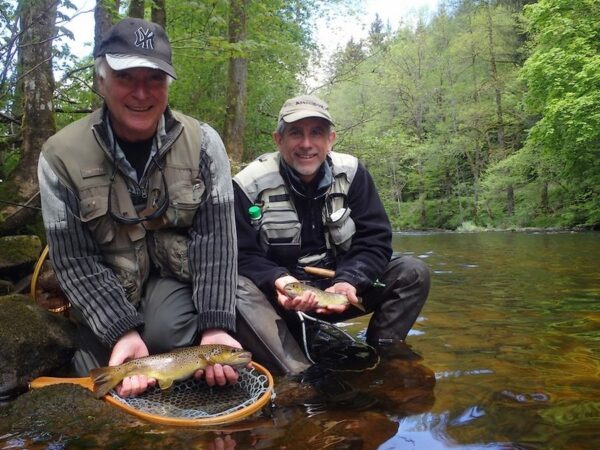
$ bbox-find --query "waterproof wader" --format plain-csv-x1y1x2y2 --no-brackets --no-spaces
235,255,431,375
235,276,312,375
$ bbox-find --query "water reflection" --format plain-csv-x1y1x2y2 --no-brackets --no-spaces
2,232,599,449
389,231,600,450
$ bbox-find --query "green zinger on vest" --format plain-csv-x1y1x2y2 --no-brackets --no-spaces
234,151,358,269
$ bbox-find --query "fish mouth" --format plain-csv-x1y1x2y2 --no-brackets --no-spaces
238,351,252,361
225,350,252,366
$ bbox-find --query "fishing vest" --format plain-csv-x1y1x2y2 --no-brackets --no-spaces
42,109,205,306
234,152,358,264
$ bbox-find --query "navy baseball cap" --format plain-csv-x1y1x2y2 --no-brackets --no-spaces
95,18,176,79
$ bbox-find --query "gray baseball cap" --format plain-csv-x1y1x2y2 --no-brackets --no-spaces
278,95,334,124
95,18,177,79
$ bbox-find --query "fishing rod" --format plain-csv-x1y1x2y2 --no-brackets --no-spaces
0,198,42,210
304,266,386,287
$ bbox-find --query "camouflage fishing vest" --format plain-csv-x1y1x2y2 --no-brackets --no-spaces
42,108,205,306
234,151,358,264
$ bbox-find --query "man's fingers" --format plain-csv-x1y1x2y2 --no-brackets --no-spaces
116,375,155,397
223,365,239,384
118,375,137,397
205,363,228,386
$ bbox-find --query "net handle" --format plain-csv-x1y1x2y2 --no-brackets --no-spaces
30,245,49,300
30,245,70,314
29,362,274,427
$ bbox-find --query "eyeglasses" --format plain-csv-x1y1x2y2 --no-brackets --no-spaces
107,155,170,225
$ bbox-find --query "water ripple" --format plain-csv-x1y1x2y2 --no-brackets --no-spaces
435,368,494,380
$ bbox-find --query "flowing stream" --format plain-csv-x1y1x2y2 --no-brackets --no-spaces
376,231,600,449
3,231,599,449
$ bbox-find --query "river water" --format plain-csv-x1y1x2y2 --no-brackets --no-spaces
3,231,600,449
258,231,600,449
377,231,600,450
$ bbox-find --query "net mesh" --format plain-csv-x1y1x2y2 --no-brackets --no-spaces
110,367,270,419
298,311,380,371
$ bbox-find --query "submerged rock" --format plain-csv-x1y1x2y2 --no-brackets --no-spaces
0,294,76,398
0,384,146,448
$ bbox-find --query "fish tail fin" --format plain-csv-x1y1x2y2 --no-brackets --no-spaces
354,303,366,312
89,367,121,398
353,296,366,312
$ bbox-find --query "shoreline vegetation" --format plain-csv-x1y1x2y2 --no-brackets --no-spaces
1,1,599,235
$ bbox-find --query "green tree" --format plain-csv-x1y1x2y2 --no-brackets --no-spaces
0,0,57,234
519,0,600,227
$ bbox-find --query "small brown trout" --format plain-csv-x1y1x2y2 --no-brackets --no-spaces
89,344,252,398
283,282,365,312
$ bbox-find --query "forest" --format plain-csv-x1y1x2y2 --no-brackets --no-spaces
0,0,598,235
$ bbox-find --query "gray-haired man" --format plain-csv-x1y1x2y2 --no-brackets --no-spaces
38,18,243,397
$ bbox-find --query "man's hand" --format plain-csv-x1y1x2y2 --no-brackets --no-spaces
317,281,359,315
274,275,319,311
108,330,155,397
196,329,244,386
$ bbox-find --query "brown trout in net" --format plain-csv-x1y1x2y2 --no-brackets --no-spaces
283,282,365,312
89,344,252,398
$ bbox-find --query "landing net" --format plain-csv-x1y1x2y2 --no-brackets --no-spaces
110,366,271,420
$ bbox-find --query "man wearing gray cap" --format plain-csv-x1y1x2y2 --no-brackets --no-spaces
38,18,243,396
233,94,431,375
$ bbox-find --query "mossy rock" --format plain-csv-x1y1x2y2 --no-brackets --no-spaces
0,294,76,398
0,235,42,281
0,383,146,447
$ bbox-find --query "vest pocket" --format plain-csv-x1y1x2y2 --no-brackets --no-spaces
148,230,190,282
163,180,205,227
102,252,144,307
259,208,301,250
325,207,355,252
79,185,116,245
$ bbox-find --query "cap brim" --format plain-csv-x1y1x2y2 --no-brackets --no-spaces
105,54,177,79
281,111,333,125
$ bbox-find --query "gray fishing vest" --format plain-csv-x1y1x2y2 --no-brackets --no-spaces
234,152,358,262
42,109,205,305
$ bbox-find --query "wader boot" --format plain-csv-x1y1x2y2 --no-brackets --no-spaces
363,256,430,356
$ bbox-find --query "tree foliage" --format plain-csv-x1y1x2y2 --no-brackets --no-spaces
319,0,598,229
0,0,597,233
518,0,600,227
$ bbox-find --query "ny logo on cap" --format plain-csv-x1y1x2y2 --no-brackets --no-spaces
134,27,154,50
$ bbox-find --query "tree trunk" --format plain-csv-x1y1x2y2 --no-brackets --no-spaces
92,0,118,104
94,0,118,55
0,0,57,235
223,0,248,164
151,0,166,27
506,184,514,216
485,1,506,153
128,0,144,18
540,181,548,213
418,192,427,227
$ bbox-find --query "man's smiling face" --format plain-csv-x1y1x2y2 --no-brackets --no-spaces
273,117,336,183
99,66,169,142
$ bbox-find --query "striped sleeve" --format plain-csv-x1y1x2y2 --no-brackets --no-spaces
38,154,143,347
188,124,237,332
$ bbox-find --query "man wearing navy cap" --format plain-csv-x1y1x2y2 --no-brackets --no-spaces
38,18,242,396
